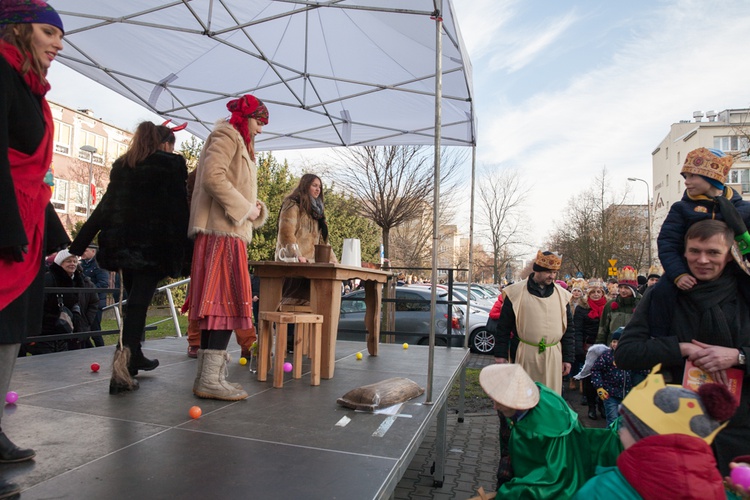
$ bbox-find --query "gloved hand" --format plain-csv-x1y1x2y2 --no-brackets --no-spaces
597,388,609,400
715,195,750,254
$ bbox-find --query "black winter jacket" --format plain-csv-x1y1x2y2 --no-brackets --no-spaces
657,187,750,282
70,151,190,278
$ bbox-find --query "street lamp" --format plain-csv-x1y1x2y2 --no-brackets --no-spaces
628,177,652,267
79,145,97,218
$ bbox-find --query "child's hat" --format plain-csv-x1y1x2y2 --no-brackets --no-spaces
479,364,539,410
619,364,736,444
681,147,733,188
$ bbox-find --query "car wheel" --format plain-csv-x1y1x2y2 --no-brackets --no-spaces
469,328,495,354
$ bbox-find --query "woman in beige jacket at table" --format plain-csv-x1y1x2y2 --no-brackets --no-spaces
276,173,337,307
188,94,268,401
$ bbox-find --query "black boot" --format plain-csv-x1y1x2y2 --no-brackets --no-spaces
0,432,35,463
127,348,159,376
581,395,588,406
0,478,20,499
587,407,598,420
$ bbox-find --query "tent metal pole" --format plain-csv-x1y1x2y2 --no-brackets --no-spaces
465,144,476,350
426,1,443,404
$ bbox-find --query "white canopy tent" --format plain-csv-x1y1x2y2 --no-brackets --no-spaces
55,0,475,150
55,0,477,402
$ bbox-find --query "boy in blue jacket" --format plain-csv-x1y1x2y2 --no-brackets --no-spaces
657,147,750,290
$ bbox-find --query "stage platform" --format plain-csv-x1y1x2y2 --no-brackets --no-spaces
2,337,469,499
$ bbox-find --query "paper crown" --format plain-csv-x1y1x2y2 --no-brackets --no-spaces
587,278,605,289
647,265,662,279
534,250,562,271
620,364,730,444
618,265,638,287
681,147,733,184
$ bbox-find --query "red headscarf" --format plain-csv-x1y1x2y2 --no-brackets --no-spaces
226,94,268,151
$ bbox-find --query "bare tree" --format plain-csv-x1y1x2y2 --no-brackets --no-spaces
477,168,529,284
546,168,645,278
329,145,465,260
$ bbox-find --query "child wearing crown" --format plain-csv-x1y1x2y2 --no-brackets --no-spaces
657,147,750,291
573,365,736,499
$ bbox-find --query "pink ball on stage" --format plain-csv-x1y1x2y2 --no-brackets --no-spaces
283,362,293,373
5,391,18,404
731,465,750,489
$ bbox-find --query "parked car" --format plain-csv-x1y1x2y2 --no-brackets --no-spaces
338,287,464,347
403,284,496,354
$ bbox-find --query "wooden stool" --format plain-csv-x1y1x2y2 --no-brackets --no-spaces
257,311,323,388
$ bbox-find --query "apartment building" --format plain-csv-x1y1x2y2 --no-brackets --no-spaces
48,101,133,234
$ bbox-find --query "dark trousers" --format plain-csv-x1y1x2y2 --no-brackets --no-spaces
121,270,161,353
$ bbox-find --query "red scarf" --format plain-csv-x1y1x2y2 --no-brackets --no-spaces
587,295,607,320
0,42,54,310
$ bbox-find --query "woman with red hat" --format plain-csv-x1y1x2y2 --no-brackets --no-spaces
0,1,70,496
188,94,269,401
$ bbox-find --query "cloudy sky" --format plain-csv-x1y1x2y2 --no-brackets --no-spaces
47,0,750,257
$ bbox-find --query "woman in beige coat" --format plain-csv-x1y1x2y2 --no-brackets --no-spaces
276,173,337,306
188,94,268,401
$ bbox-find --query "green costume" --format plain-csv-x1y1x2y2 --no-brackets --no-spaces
572,466,642,500
498,384,622,499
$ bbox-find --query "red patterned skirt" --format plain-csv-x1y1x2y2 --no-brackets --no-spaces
188,233,254,330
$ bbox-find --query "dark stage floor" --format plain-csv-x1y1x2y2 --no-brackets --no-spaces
2,337,468,499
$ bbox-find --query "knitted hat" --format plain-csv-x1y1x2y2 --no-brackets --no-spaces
479,364,539,411
619,364,736,444
53,249,77,266
611,326,624,341
555,280,568,290
532,250,562,272
0,0,64,34
681,147,733,187
637,275,647,286
618,266,638,294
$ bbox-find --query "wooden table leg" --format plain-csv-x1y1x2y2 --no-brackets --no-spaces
258,277,283,317
364,280,382,356
310,278,341,379
273,323,287,388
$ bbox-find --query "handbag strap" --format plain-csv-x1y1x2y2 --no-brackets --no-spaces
57,294,65,311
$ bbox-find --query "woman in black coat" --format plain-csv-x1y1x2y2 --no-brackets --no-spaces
26,250,98,355
70,121,190,394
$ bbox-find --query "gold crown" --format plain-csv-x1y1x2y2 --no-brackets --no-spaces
535,250,562,270
681,147,733,184
647,265,662,277
621,364,728,444
618,265,638,286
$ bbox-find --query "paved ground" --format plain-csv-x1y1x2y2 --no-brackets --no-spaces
393,353,607,499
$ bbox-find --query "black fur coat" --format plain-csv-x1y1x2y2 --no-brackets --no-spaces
70,151,190,278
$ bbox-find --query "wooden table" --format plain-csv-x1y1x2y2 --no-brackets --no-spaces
249,261,391,379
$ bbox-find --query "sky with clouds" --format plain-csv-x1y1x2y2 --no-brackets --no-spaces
47,0,750,258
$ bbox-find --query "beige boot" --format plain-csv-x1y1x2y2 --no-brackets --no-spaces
192,349,205,394
221,351,244,391
193,350,248,401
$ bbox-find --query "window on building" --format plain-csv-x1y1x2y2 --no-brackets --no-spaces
73,182,90,216
79,131,106,165
51,178,68,212
113,141,128,160
677,151,680,167
53,120,72,155
665,147,669,159
714,136,749,153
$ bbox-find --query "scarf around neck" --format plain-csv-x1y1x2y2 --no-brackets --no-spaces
682,271,737,347
0,41,50,96
587,295,607,320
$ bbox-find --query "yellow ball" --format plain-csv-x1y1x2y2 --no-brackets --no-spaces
356,352,363,360
239,357,247,366
402,343,409,349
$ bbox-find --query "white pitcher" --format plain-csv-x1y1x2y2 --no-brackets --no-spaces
341,239,361,267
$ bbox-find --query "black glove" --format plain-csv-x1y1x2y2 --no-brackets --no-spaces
715,195,750,254
0,245,27,262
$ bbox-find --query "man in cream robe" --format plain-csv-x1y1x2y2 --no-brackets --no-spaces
492,251,574,394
